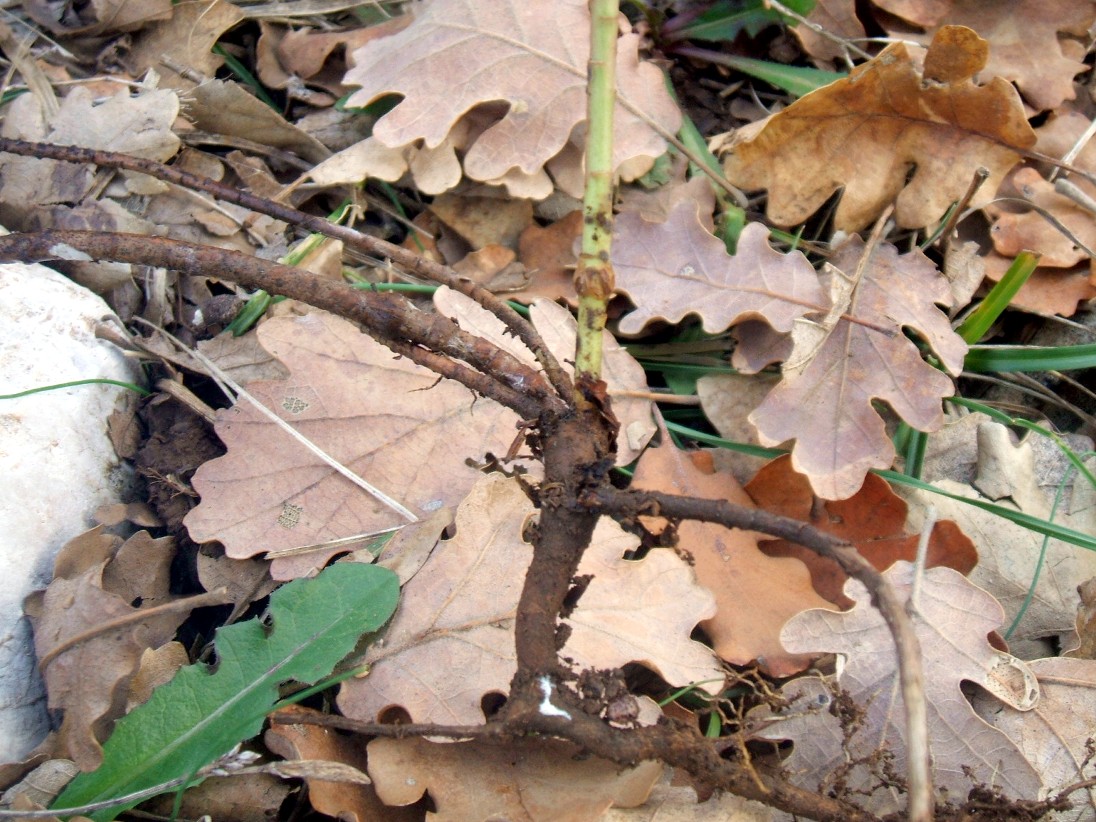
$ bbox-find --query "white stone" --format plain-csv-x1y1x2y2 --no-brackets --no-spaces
0,259,142,763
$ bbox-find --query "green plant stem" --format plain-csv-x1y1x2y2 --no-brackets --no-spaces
573,0,619,390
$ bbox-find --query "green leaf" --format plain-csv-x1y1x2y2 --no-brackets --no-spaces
963,343,1096,373
955,251,1039,343
53,563,399,821
665,0,815,41
715,54,843,97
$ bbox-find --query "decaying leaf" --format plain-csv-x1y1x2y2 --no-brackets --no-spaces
337,474,724,725
972,657,1096,821
722,25,1036,231
881,0,1096,111
632,444,831,677
265,708,419,822
901,422,1096,657
0,86,180,226
23,528,190,771
183,310,522,579
749,562,1042,816
340,0,680,192
744,455,977,608
612,210,824,335
745,235,968,500
367,737,662,822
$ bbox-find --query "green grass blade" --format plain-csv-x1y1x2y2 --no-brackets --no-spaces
53,563,399,821
955,251,1039,343
876,469,1096,551
675,47,843,97
212,44,279,111
0,379,151,400
963,343,1096,373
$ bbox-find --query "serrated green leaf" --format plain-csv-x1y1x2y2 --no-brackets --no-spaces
53,563,399,821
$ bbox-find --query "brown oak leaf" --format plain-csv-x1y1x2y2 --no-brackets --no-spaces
341,0,680,191
745,235,968,500
722,25,1036,231
183,310,522,580
632,444,831,677
23,528,194,770
878,0,1096,111
748,563,1043,816
367,737,662,822
336,474,723,725
745,455,977,608
612,209,824,335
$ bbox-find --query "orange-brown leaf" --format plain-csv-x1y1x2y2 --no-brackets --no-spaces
722,25,1035,231
744,455,977,607
632,444,831,677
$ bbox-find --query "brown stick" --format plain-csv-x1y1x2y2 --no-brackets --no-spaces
268,708,881,821
0,137,575,403
0,230,563,420
584,484,929,814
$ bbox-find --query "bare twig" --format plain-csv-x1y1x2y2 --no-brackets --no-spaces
0,229,563,420
583,485,931,821
0,138,575,403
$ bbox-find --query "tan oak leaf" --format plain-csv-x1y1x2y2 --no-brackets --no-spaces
337,474,723,725
748,563,1042,816
341,0,680,191
722,25,1036,231
746,236,967,500
183,311,521,580
612,208,824,336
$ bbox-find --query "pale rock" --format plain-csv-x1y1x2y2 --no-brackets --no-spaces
0,259,142,763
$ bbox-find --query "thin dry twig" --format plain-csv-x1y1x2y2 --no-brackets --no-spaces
0,138,576,403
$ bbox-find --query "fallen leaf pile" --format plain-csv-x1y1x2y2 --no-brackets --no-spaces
3,0,1096,820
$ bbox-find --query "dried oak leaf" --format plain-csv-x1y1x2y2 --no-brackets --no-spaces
367,737,662,822
746,235,968,500
341,0,680,191
901,422,1096,657
265,707,420,822
878,0,1096,112
631,444,831,677
612,209,824,335
337,474,723,725
23,527,192,771
722,25,1036,231
744,455,977,608
791,0,865,65
183,310,522,580
972,657,1096,820
749,562,1043,816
